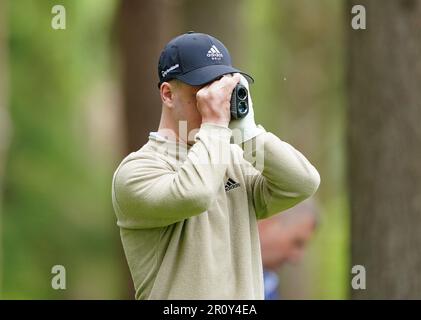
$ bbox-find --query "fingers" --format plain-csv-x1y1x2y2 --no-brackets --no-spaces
231,72,241,83
208,73,241,92
220,73,241,89
196,73,240,100
195,73,241,127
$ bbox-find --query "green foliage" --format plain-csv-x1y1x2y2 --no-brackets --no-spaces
3,0,123,299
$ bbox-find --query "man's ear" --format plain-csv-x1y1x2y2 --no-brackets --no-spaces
160,81,175,108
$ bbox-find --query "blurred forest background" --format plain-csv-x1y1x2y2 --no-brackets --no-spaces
0,0,420,299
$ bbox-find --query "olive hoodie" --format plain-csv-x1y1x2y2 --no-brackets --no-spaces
111,123,320,299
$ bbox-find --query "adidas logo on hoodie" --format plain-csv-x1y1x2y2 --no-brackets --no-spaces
225,178,240,192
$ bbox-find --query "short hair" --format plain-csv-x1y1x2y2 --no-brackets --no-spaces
274,199,319,229
168,78,183,88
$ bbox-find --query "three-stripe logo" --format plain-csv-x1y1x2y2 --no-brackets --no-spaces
225,178,240,192
207,45,224,60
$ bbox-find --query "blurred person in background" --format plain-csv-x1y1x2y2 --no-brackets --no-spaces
258,200,318,300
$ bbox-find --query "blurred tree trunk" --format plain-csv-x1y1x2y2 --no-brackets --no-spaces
117,0,180,152
117,0,161,152
116,0,159,299
116,0,181,298
180,0,246,65
348,0,421,299
0,0,11,296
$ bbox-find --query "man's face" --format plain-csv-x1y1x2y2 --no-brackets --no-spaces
259,215,316,270
278,218,315,265
167,80,203,135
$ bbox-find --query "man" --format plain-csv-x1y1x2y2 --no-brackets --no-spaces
258,200,318,299
111,32,320,299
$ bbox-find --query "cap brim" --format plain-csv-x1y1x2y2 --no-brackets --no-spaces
175,65,254,86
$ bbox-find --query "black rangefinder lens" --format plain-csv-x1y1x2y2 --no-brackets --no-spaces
238,101,248,114
237,87,248,100
230,84,249,119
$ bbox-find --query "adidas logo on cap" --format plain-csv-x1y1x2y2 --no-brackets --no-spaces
225,178,240,192
207,45,224,60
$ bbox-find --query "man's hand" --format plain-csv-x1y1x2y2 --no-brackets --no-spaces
196,73,241,127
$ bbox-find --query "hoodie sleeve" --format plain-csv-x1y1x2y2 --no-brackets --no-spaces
112,123,232,229
242,128,320,220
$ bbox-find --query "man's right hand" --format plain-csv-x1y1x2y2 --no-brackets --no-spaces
196,73,241,127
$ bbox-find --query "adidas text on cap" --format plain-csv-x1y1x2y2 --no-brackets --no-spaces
158,31,254,88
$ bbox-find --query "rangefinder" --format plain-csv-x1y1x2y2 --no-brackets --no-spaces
230,84,249,119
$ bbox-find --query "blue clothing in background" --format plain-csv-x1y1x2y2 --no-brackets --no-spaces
263,270,280,300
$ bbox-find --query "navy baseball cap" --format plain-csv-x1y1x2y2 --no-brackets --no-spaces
157,31,254,88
